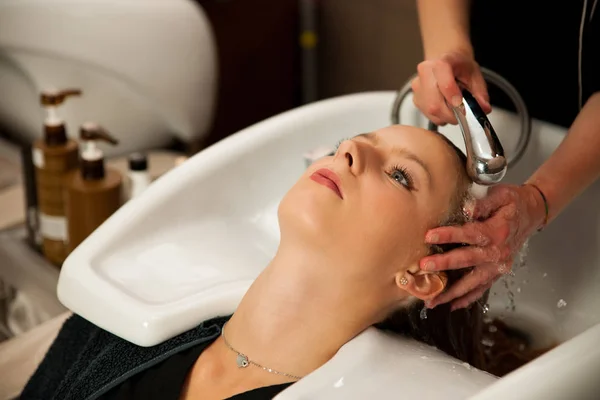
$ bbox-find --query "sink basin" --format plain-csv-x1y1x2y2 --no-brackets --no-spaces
57,91,600,399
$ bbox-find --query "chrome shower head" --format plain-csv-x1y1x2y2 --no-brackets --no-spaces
450,85,507,185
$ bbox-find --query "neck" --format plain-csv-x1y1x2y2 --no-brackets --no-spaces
223,245,384,378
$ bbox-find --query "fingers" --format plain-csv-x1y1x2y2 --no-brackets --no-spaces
432,61,463,108
420,246,488,272
469,66,491,114
429,264,498,308
450,280,494,311
413,60,457,125
425,224,490,247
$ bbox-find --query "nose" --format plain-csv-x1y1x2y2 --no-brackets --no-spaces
335,139,363,175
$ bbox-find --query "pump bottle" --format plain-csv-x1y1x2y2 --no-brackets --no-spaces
65,123,122,253
33,89,81,266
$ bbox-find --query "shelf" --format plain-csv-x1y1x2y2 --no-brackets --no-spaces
0,226,66,322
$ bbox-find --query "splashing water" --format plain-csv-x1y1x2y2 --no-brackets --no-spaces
515,239,530,269
420,306,428,320
497,264,509,274
557,299,568,309
462,204,475,222
503,276,516,312
462,183,489,222
469,183,489,200
478,301,490,314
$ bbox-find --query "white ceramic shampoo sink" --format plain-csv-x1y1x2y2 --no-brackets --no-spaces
58,92,600,399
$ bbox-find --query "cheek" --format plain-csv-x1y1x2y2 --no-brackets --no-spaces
357,186,427,265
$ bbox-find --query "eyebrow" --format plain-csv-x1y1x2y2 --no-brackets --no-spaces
354,132,433,185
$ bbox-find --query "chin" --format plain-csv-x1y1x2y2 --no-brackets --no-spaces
277,191,338,248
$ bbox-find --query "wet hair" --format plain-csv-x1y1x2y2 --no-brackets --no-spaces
376,132,487,369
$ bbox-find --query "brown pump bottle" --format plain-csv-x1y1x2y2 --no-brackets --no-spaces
34,89,82,266
65,123,122,253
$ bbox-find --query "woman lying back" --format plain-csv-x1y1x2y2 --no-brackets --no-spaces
22,125,485,400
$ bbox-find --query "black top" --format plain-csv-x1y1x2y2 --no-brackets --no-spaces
102,337,293,399
21,315,293,400
470,0,599,128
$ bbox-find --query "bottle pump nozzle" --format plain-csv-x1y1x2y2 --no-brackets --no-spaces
40,88,82,145
79,123,119,180
80,123,119,145
40,89,82,106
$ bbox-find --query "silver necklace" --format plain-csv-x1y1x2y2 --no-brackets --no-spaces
221,323,303,380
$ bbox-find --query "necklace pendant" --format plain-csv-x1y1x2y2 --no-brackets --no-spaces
236,354,249,368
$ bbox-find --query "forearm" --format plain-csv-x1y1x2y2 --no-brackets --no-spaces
416,0,473,59
526,92,600,223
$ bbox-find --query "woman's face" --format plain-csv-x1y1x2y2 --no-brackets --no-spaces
278,125,467,298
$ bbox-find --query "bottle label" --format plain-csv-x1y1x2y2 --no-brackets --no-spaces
32,147,45,169
39,213,68,241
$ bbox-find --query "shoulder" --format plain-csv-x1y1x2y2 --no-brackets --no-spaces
21,314,230,400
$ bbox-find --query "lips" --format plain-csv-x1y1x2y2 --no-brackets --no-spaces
310,168,343,199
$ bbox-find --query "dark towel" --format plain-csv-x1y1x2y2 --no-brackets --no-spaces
21,314,230,400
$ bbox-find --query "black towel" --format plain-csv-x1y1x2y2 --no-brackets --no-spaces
21,314,230,400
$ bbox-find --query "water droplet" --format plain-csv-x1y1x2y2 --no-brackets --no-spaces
516,239,530,268
542,273,548,278
518,344,526,351
517,287,521,293
481,303,490,314
420,306,428,320
488,325,498,333
557,299,567,309
481,338,495,347
462,204,474,222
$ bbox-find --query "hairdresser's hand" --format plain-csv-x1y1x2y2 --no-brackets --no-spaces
411,51,491,126
420,184,547,311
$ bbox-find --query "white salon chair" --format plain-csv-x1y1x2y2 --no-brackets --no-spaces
0,0,217,155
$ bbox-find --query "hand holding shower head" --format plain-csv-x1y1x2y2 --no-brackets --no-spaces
392,67,530,186
429,84,507,185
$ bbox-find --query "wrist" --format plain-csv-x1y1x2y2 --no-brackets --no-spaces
424,42,474,61
522,183,549,231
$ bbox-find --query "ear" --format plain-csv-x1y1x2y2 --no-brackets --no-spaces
395,267,448,301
